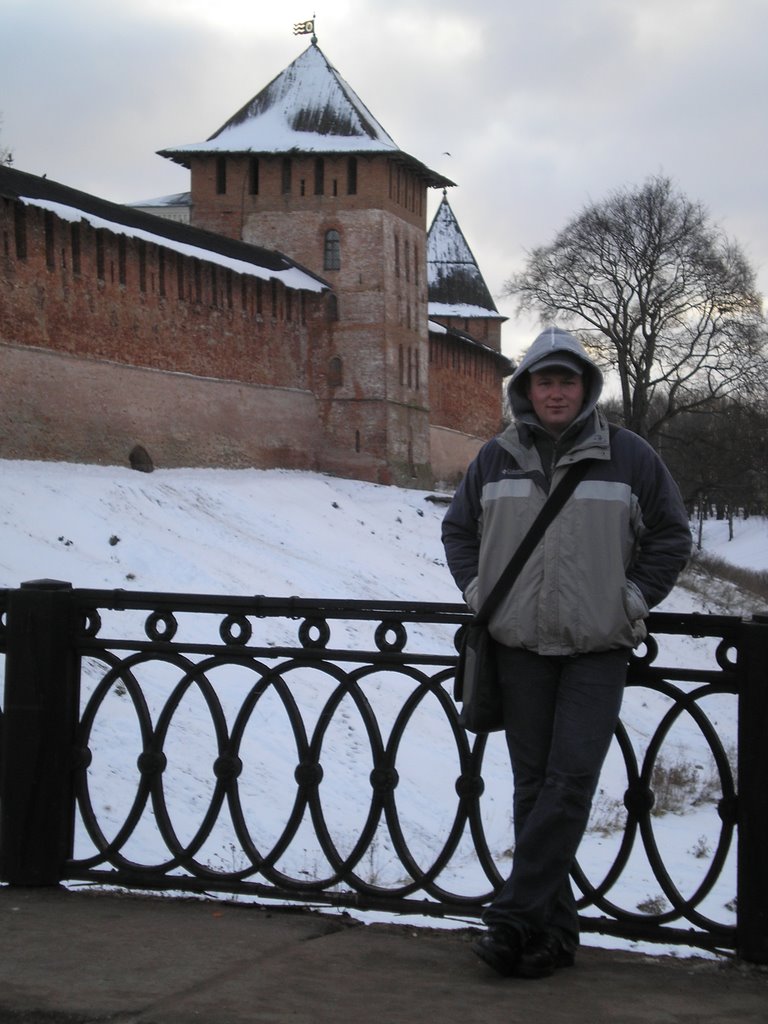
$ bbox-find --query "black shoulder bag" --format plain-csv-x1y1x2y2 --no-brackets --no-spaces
454,459,590,733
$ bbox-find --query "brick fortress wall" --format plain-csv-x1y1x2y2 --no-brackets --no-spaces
428,333,505,440
0,195,339,472
0,186,506,484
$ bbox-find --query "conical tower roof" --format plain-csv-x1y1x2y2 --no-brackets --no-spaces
159,42,453,188
427,193,500,317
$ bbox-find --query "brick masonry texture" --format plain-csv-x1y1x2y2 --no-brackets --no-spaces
0,156,507,487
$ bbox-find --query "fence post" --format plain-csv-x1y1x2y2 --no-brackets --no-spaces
736,615,768,963
0,579,79,885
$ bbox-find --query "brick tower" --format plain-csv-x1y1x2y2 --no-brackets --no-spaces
159,40,453,486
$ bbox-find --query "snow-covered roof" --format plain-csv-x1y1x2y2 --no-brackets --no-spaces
131,192,191,209
428,301,503,320
0,166,328,294
427,193,502,317
159,43,453,189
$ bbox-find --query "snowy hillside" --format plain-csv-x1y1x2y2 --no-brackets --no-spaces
0,462,452,600
2,459,764,602
1,459,765,957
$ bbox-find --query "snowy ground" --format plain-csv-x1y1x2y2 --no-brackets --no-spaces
1,460,765,959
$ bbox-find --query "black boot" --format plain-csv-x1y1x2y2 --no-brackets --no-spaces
471,927,524,977
515,932,576,979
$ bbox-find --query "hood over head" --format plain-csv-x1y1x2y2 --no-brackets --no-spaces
508,326,603,430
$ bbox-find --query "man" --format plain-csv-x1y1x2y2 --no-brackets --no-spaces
442,326,691,979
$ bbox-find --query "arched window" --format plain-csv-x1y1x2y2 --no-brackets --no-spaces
324,229,341,271
328,356,343,387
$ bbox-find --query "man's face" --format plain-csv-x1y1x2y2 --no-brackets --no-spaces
526,369,586,437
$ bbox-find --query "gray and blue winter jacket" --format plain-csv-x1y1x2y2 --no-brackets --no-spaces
442,328,691,655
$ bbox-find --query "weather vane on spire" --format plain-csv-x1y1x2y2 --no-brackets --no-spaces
293,15,317,44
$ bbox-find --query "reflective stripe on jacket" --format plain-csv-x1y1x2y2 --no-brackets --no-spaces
442,413,691,655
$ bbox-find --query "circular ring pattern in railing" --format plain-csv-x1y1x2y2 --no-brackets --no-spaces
630,634,658,667
219,614,253,646
453,623,468,653
715,637,738,671
145,611,178,642
374,620,407,652
298,617,331,649
81,608,102,638
67,610,742,953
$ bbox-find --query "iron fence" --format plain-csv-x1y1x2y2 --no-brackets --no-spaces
0,580,766,962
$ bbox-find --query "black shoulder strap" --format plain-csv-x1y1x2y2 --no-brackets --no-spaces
475,459,591,625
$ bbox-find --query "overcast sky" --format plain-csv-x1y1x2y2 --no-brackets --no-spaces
3,0,767,359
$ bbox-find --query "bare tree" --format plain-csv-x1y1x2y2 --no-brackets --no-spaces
506,176,767,442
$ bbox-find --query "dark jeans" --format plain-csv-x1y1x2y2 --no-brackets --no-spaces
482,647,629,950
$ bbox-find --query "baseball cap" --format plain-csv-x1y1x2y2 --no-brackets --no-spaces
527,353,584,376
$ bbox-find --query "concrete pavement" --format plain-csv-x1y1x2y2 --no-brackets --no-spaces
0,886,766,1023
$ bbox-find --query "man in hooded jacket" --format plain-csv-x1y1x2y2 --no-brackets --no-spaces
442,326,691,979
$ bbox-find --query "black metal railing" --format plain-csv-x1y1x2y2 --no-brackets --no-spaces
0,580,766,963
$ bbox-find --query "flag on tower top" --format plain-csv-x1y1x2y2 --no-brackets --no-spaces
293,19,314,35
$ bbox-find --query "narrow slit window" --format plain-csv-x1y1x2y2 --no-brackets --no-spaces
138,241,146,292
194,260,202,303
44,211,55,270
347,156,358,195
216,156,227,195
71,224,81,274
118,236,127,285
14,204,27,259
249,157,259,195
96,231,105,281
